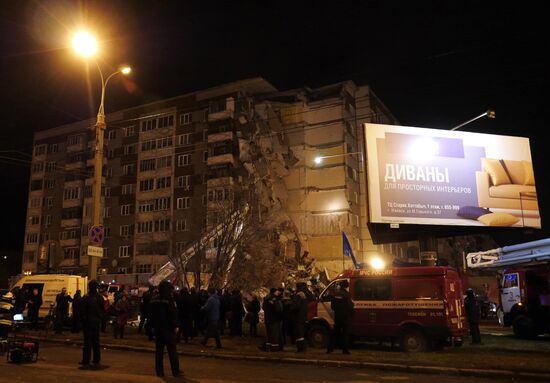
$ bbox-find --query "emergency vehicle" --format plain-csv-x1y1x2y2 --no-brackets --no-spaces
467,238,550,338
307,266,467,352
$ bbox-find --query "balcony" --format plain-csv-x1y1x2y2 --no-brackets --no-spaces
208,97,235,122
59,238,80,247
208,131,235,144
61,218,82,228
207,153,236,167
207,176,235,188
66,142,86,153
65,161,86,171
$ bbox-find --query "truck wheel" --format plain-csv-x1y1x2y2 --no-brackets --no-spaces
307,324,329,348
401,329,428,352
513,315,536,339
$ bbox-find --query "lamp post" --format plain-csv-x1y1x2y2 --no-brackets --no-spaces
313,151,362,165
72,31,131,280
451,109,495,131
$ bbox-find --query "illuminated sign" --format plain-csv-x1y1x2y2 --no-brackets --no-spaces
365,123,540,228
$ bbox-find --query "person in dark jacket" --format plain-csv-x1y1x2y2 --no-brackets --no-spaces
327,280,354,354
229,290,245,337
138,286,153,336
464,288,482,344
292,286,309,352
71,290,82,333
262,288,283,351
13,287,26,315
200,287,222,348
189,287,201,337
27,288,42,329
245,295,261,337
55,287,73,334
80,281,105,366
114,294,129,339
148,281,181,378
176,288,193,343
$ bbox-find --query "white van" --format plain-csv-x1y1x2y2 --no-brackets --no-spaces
11,274,88,318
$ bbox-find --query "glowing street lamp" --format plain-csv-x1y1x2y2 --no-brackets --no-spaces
451,109,495,131
369,257,385,270
72,30,131,281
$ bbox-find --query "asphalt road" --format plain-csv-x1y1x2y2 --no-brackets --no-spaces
0,344,525,383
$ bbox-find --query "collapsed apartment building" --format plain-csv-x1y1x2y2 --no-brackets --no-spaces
22,77,398,286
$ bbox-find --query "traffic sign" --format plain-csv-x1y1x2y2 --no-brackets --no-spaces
87,245,104,258
89,225,105,245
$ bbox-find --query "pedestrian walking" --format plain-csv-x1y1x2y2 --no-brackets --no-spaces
326,280,354,354
465,288,482,344
245,295,260,337
80,281,105,366
230,289,245,337
262,288,283,351
200,287,222,349
27,288,42,329
148,281,182,378
71,290,82,333
55,287,73,334
114,294,129,339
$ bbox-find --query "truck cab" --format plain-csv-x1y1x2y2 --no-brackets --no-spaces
307,266,466,351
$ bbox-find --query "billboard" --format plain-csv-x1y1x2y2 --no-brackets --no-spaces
365,123,540,228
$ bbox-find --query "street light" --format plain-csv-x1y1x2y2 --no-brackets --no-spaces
73,30,131,281
451,109,495,131
314,151,362,165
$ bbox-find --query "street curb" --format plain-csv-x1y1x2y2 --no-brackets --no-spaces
27,336,550,381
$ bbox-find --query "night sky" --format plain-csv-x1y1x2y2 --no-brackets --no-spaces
1,1,548,259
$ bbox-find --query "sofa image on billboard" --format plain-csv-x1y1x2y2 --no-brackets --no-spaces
476,158,538,211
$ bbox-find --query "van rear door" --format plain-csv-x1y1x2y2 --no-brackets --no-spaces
444,270,466,334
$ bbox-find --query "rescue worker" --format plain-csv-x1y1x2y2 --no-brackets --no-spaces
27,288,42,329
54,287,72,334
327,280,354,354
262,288,283,351
80,280,105,366
148,281,181,378
292,284,309,352
0,292,14,341
464,288,482,344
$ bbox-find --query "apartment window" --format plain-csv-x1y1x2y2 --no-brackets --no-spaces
121,184,136,195
63,187,80,200
31,162,44,173
118,246,131,258
141,136,173,151
156,176,171,189
44,197,54,209
120,225,132,237
59,229,78,240
137,219,170,233
45,162,57,172
48,143,59,154
138,197,170,213
178,154,191,166
45,215,52,226
104,187,111,197
354,192,359,204
118,267,128,274
203,151,209,162
124,126,136,137
67,134,82,146
136,264,152,274
106,130,117,140
177,175,190,188
29,198,41,209
123,144,136,155
106,149,115,159
177,197,191,209
122,163,136,176
156,155,172,169
104,168,113,178
25,233,39,244
34,144,46,156
29,216,40,225
177,133,192,146
63,247,79,260
103,206,111,218
140,118,157,132
121,204,132,216
84,185,92,198
347,166,357,181
140,179,153,192
158,115,174,128
140,158,156,172
179,113,192,125
176,219,188,232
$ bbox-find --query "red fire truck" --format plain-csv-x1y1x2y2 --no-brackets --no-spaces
307,266,467,352
467,238,550,338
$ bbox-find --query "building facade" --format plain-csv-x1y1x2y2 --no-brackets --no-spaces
22,78,397,283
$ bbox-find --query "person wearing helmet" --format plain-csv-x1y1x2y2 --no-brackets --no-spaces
327,280,354,354
0,292,14,340
464,288,482,344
